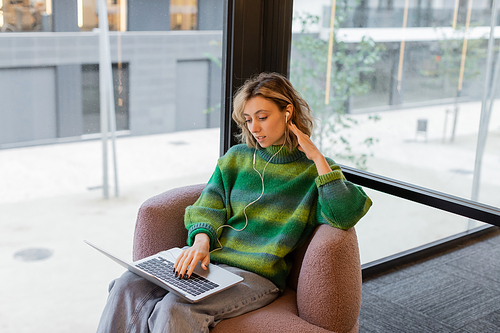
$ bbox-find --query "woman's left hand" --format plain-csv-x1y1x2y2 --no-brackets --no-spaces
288,122,332,176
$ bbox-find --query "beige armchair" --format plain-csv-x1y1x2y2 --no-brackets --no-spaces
133,184,362,333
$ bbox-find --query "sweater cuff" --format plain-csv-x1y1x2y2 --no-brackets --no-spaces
315,169,346,187
187,223,218,249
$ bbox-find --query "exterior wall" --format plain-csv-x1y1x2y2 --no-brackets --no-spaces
0,31,223,146
0,66,57,144
198,0,224,30
52,0,79,32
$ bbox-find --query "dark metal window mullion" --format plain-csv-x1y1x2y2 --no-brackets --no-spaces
220,0,294,156
342,165,500,226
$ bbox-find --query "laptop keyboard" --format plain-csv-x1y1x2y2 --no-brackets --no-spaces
136,256,219,297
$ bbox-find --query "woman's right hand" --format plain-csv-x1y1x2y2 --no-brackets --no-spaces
174,233,211,279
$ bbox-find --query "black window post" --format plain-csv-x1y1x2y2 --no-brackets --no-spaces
220,0,294,155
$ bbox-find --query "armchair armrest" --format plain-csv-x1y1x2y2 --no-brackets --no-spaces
296,225,362,333
133,184,205,261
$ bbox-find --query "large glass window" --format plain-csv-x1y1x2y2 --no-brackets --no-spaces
0,2,223,331
291,0,499,262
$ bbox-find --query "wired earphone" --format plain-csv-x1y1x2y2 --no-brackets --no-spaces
210,111,290,253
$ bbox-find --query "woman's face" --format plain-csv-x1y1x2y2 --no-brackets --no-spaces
243,96,288,148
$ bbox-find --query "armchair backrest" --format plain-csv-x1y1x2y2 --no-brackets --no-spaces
133,184,203,261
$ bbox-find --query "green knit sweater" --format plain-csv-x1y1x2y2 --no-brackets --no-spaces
184,144,372,290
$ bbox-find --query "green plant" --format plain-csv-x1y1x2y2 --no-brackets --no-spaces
290,11,384,169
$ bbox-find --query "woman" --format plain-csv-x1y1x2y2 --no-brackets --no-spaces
97,72,372,332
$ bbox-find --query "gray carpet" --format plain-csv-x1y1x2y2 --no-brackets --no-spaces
359,227,500,333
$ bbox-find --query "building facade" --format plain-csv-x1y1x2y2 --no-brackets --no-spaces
0,0,223,147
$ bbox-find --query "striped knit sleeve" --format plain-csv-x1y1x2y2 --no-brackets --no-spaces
184,164,228,249
315,164,372,230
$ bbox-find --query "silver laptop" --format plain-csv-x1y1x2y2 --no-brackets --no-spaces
84,240,243,303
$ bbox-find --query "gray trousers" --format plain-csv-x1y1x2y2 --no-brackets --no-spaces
96,264,280,333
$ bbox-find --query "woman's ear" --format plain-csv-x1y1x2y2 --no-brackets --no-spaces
286,104,293,122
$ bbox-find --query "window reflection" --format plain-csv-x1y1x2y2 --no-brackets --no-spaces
0,1,202,33
79,0,126,32
328,0,496,29
171,0,197,30
0,0,52,32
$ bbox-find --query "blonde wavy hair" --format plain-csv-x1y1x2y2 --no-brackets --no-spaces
232,72,314,150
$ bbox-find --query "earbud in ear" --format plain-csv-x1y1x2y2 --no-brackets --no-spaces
285,111,290,121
